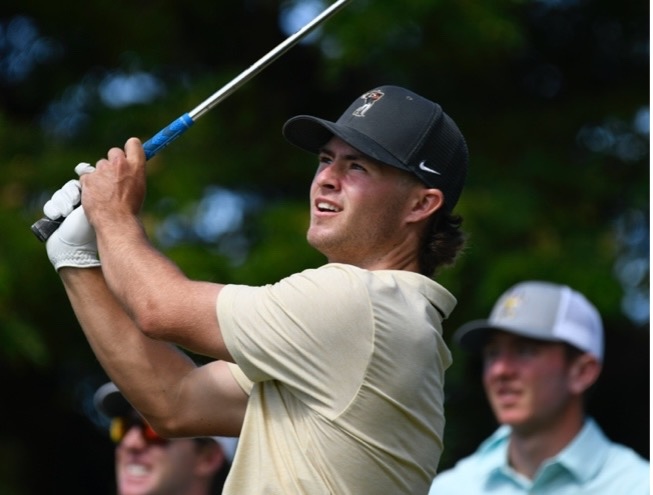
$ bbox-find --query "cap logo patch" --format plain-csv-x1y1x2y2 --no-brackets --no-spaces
353,90,384,117
418,160,441,175
498,294,522,319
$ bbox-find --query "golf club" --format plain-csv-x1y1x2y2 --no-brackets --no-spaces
31,0,352,242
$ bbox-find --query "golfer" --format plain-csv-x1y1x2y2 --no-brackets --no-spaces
43,85,469,494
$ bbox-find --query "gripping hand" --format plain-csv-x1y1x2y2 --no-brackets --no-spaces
44,163,100,271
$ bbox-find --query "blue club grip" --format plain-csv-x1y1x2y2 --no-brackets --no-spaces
143,113,195,160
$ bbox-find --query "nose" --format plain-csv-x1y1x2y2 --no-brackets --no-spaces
314,162,341,190
119,425,148,450
484,350,518,378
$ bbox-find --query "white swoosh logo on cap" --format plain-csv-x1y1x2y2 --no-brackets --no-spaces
419,160,441,175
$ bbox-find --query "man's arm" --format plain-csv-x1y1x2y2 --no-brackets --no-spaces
60,267,247,437
79,137,232,360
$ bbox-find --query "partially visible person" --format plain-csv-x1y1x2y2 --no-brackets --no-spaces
429,280,650,494
94,382,237,495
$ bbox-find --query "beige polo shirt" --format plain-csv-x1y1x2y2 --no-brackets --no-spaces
218,263,455,494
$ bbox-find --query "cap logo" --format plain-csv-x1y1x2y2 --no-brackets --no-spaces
498,294,522,319
352,90,384,117
418,160,441,175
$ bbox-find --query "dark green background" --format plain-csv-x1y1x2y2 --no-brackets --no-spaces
0,0,648,493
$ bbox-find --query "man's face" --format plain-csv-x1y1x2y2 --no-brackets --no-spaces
115,426,205,495
307,136,425,268
482,331,576,434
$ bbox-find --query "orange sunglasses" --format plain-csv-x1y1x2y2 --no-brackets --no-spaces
110,416,169,445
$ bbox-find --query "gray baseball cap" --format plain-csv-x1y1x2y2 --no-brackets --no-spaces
454,281,604,361
282,85,468,212
94,382,238,462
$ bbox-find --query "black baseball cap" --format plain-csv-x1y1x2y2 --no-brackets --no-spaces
282,85,469,211
94,382,135,418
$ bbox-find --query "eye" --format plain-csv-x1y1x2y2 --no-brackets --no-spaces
318,154,332,165
316,154,333,174
350,162,368,172
516,342,538,358
482,345,499,363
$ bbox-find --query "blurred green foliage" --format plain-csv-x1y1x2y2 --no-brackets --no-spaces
0,0,648,492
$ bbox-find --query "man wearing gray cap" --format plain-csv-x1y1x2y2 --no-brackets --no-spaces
94,382,237,495
428,280,649,494
42,86,469,493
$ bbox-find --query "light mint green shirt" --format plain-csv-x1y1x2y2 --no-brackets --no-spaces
429,418,649,494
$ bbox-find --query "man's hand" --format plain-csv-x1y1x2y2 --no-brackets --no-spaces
81,137,147,230
45,163,100,271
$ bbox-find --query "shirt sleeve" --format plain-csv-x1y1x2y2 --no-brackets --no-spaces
217,265,374,414
227,362,253,395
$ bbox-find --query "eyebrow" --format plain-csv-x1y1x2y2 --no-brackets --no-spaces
318,145,374,164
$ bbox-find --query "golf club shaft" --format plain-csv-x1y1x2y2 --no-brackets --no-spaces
31,0,352,242
143,0,352,159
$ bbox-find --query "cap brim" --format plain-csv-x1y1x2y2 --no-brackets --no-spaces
93,382,133,418
282,116,407,173
453,319,498,353
454,319,567,353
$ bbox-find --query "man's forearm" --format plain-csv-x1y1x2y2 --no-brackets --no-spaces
93,214,229,360
94,214,182,329
59,267,199,423
77,138,229,359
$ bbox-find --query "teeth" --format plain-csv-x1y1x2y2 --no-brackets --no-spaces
317,202,340,212
126,464,150,476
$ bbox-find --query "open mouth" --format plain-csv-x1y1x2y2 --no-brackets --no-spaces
124,462,152,477
316,201,341,213
492,386,521,404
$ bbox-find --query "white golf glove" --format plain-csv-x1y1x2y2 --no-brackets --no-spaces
45,163,101,271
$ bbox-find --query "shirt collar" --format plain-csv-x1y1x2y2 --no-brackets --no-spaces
554,417,610,482
481,418,610,485
477,425,512,473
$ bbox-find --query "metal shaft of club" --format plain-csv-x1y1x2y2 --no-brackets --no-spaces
187,0,352,121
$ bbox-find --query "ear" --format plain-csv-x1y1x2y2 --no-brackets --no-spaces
568,354,602,395
195,442,226,477
406,187,445,224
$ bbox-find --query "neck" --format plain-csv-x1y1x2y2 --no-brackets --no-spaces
507,406,585,479
327,251,421,273
323,233,422,272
